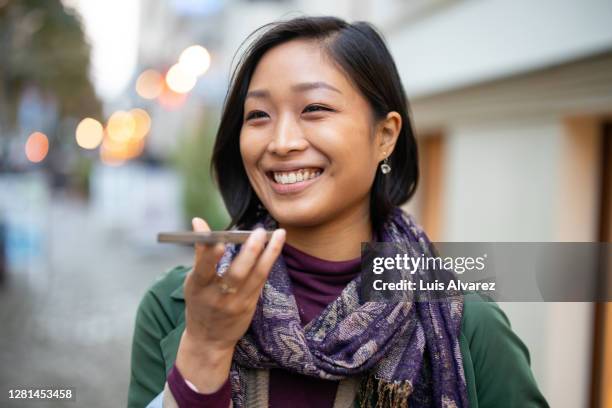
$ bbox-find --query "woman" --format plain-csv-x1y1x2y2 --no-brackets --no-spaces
128,16,549,407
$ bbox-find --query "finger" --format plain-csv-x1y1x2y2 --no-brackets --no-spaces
192,217,219,254
192,216,210,244
223,228,267,287
190,217,225,287
242,228,285,298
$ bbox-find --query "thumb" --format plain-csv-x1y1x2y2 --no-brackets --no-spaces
189,217,225,287
192,217,210,232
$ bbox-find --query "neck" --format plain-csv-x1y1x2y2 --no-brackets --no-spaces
280,204,372,261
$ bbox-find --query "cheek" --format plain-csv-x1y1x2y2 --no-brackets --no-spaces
322,123,377,180
239,132,261,172
336,150,378,189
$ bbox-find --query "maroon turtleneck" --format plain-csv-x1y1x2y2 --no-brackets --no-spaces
269,242,362,408
167,242,363,407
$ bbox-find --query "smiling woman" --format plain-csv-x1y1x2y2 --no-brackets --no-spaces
235,37,407,260
212,19,418,248
128,16,549,408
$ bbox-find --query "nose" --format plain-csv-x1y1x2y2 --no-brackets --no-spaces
266,113,308,155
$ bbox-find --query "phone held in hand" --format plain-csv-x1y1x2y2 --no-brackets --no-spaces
157,230,274,245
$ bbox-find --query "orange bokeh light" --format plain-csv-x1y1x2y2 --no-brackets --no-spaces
25,131,49,163
100,109,151,165
158,84,187,110
136,69,164,99
130,108,151,140
107,111,136,143
100,132,145,164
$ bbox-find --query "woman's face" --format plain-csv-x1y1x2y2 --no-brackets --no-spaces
240,39,399,228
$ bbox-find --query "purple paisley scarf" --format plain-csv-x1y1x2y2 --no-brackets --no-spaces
215,207,468,407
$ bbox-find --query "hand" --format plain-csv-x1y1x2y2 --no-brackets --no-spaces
183,217,285,351
176,217,285,393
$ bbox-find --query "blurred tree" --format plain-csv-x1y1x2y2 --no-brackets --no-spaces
0,0,102,170
173,107,230,231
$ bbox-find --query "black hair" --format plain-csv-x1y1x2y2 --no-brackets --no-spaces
211,15,419,231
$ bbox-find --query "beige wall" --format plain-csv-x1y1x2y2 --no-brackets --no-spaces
404,54,612,407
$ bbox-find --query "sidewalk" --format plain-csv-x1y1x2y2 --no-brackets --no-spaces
0,194,191,407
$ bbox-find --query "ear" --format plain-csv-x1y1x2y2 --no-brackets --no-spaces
375,111,402,161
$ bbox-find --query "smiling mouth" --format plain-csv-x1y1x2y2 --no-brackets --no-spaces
266,168,324,185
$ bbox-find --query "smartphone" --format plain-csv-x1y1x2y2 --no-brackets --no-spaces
157,230,274,245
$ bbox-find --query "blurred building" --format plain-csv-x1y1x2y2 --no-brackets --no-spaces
377,1,612,407
133,0,223,158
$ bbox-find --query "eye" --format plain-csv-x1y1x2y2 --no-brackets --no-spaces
303,104,332,113
245,110,268,121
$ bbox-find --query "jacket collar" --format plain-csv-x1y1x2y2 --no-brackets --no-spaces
170,283,185,301
170,266,191,301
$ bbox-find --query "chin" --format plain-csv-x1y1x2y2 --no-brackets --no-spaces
267,204,326,228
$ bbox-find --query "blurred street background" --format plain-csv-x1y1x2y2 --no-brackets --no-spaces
0,0,611,407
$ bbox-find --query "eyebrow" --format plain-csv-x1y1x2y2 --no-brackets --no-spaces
245,81,342,100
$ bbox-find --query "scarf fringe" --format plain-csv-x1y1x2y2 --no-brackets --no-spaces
358,373,412,408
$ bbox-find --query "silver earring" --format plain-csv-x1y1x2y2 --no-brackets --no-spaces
380,155,391,174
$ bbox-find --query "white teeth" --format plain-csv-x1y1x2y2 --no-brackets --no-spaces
272,169,322,185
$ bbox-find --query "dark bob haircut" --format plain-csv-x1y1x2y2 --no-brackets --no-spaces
211,15,419,232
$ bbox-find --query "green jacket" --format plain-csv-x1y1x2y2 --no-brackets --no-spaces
128,265,549,407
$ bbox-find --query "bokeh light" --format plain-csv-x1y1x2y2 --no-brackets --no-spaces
165,63,196,94
99,109,151,165
135,69,164,99
100,133,145,165
99,147,125,166
158,84,188,110
178,45,211,77
106,111,136,143
25,131,49,163
75,118,104,149
129,108,151,140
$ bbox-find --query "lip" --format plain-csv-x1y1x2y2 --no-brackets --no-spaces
265,169,324,195
265,162,324,173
